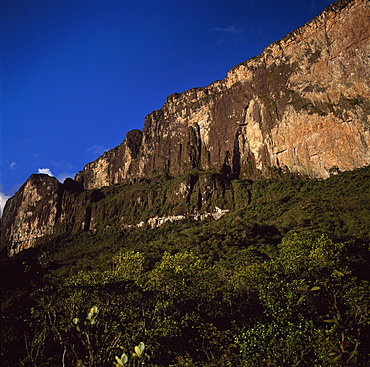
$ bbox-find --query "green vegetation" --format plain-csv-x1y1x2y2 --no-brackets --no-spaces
1,166,369,366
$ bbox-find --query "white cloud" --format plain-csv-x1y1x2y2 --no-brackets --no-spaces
0,191,10,218
38,168,54,176
86,145,108,156
10,162,17,169
212,22,245,44
213,23,245,35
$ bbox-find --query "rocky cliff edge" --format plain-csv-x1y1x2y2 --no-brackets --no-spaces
1,0,370,256
75,0,370,189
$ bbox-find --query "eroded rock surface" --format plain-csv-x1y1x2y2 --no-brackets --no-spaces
1,175,62,256
76,0,370,189
2,0,369,255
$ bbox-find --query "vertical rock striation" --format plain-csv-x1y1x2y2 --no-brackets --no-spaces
76,0,370,189
1,175,62,256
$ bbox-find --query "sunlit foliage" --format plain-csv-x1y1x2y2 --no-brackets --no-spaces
1,166,369,366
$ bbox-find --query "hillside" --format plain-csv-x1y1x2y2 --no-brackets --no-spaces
1,0,370,365
1,166,370,366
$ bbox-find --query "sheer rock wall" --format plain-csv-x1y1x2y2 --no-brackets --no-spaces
2,0,369,255
76,0,370,189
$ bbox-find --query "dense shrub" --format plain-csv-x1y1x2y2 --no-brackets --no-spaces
1,167,369,366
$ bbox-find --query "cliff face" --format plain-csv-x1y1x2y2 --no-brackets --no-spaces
1,175,62,256
1,171,248,256
0,175,85,256
76,0,370,190
1,0,370,256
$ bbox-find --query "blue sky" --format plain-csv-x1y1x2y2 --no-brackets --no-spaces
0,0,334,212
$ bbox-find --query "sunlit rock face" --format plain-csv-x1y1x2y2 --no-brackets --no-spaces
0,175,96,256
1,0,370,256
0,175,62,256
76,0,370,189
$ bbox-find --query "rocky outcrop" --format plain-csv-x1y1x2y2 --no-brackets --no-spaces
146,207,230,229
1,0,370,256
76,0,370,190
0,174,99,256
1,171,243,256
1,175,63,256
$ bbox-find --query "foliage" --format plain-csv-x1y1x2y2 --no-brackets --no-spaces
236,233,370,366
1,166,370,366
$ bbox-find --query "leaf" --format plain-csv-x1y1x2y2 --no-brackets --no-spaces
324,319,337,323
134,346,142,358
115,356,124,366
297,295,306,305
90,306,98,315
333,354,342,362
333,269,345,277
121,353,128,364
138,342,145,353
310,286,321,291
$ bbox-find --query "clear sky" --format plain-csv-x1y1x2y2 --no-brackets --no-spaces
0,0,334,211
